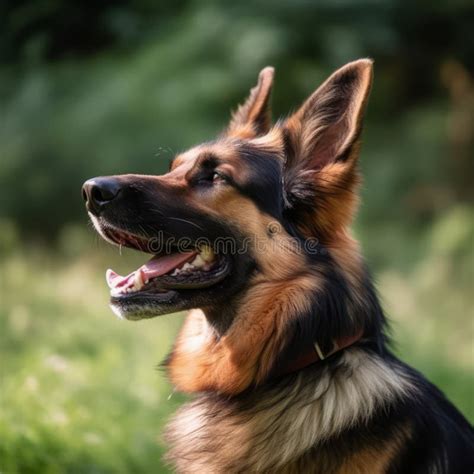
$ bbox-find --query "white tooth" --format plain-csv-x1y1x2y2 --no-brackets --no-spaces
191,255,205,268
134,271,144,290
171,269,180,276
200,246,215,263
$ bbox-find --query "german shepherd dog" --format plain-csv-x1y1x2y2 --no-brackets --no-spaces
82,59,473,473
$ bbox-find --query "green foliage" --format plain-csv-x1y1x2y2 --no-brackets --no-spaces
0,244,183,473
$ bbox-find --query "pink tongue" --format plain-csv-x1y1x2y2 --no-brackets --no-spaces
106,251,197,289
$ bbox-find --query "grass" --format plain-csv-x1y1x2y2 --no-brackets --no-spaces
0,242,184,473
1,213,473,473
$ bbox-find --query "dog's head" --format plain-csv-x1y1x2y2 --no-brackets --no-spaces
83,59,373,324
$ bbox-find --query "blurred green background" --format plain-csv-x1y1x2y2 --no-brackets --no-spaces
1,1,473,472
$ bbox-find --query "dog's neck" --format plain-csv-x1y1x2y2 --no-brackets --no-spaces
165,258,386,396
165,347,413,473
201,304,238,336
204,300,366,379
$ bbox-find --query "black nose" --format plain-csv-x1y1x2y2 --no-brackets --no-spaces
82,177,122,214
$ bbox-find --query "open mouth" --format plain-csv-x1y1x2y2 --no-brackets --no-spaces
102,226,231,300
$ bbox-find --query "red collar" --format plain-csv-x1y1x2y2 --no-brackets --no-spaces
278,330,364,377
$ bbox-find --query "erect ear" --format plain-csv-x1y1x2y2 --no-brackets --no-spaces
285,59,373,170
226,66,274,139
283,59,374,238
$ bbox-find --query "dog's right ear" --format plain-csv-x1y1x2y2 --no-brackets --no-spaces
226,67,274,139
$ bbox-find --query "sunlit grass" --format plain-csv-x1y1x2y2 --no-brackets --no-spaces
0,244,184,473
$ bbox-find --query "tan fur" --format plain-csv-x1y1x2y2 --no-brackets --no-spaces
250,125,285,150
167,273,319,394
327,228,368,312
336,431,410,474
277,433,408,474
286,59,373,169
166,349,414,472
227,66,274,139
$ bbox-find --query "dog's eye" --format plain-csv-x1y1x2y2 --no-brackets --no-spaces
195,171,228,186
212,172,226,183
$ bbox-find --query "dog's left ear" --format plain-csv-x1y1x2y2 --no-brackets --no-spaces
226,67,274,139
283,59,373,238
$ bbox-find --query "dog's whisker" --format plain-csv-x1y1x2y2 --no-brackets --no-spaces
165,216,205,231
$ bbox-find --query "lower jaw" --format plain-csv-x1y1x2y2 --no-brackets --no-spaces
109,278,230,320
109,289,187,320
108,257,233,319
